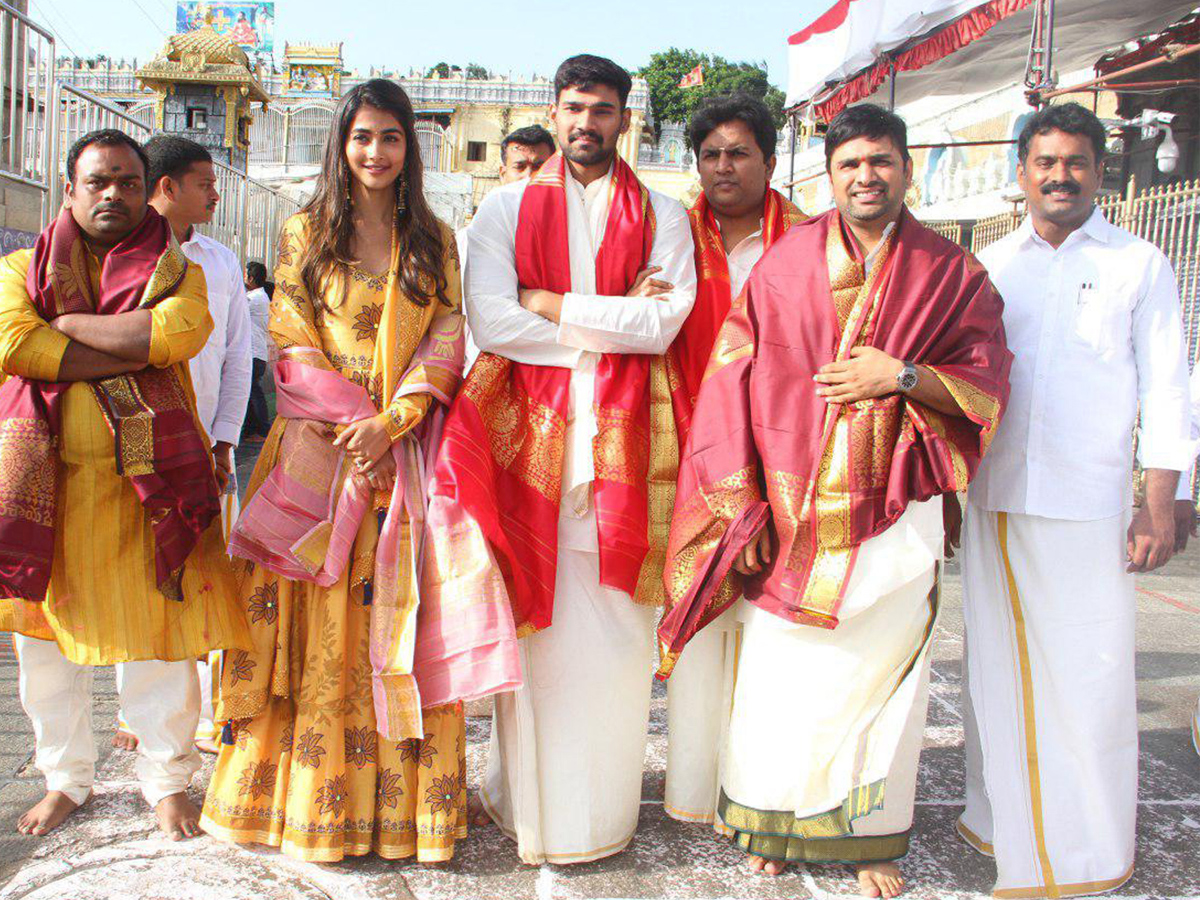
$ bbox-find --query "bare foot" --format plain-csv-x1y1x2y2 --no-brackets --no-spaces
155,792,202,841
17,790,87,836
746,854,787,875
857,861,904,898
195,737,220,755
112,730,138,751
467,793,492,827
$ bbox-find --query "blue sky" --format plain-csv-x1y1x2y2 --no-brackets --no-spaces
40,0,828,87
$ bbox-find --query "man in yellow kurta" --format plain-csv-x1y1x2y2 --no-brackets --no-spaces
0,130,248,839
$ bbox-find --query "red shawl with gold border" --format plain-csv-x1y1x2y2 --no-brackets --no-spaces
0,207,218,603
657,207,1011,676
426,153,686,637
673,188,806,412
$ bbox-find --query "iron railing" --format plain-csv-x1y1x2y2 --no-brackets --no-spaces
0,0,54,223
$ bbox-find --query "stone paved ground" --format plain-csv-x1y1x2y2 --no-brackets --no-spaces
0,446,1195,899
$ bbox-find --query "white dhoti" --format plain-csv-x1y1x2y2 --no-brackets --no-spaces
481,545,656,864
960,504,1137,899
712,498,943,863
663,604,740,824
16,633,202,806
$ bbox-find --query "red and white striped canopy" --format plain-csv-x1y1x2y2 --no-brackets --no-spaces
787,0,1197,120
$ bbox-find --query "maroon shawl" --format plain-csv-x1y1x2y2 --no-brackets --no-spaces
0,206,219,603
657,208,1011,675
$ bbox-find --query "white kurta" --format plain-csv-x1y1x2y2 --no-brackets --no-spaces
962,210,1193,898
466,165,697,864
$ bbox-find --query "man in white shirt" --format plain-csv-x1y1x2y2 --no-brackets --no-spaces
960,103,1193,898
242,260,271,439
662,92,805,830
111,136,252,754
457,124,556,370
435,54,697,864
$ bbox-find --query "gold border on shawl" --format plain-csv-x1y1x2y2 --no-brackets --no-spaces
140,238,188,306
462,354,566,503
997,513,1059,898
991,864,1133,900
93,374,156,476
633,355,679,607
908,404,971,489
786,221,897,619
929,367,1003,454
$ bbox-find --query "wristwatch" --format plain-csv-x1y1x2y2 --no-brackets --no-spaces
896,361,919,393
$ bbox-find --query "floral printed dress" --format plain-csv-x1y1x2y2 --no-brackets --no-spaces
200,215,467,863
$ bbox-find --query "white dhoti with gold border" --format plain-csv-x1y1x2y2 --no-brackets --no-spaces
480,545,657,864
960,503,1137,899
700,498,942,863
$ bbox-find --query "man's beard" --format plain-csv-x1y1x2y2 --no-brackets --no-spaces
562,130,616,167
840,186,899,223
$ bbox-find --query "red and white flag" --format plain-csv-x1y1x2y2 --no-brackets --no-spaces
678,64,704,89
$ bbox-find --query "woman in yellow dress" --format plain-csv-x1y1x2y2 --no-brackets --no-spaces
200,79,468,862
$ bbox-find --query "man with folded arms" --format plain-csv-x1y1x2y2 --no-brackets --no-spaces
0,129,247,840
424,54,696,864
658,104,1010,897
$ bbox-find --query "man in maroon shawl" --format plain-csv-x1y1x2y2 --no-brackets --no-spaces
0,130,247,839
658,105,1010,897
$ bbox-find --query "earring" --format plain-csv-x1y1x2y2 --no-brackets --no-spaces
395,171,407,216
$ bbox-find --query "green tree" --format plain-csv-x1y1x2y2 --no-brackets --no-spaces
426,62,463,78
637,48,786,138
466,63,490,80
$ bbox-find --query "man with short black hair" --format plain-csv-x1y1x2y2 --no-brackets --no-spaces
500,124,555,183
426,53,697,864
0,129,247,839
664,91,806,829
960,101,1192,899
457,125,557,371
658,103,1010,896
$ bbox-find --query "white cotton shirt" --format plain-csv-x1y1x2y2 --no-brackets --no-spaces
722,219,764,300
970,208,1193,521
246,286,270,362
465,164,697,552
181,231,253,445
456,226,481,372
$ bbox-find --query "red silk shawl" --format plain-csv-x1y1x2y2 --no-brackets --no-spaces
657,207,1011,675
672,188,806,412
428,153,685,635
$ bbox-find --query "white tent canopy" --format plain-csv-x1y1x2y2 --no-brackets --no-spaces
786,0,1198,116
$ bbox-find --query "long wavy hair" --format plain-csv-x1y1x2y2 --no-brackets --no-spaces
299,79,449,309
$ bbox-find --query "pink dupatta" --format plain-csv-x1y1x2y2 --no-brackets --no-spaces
229,316,472,740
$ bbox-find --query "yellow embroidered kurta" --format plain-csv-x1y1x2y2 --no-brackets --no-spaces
0,248,248,665
200,215,467,863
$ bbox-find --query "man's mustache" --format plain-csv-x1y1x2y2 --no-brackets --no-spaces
569,129,602,144
93,202,129,215
1042,180,1080,196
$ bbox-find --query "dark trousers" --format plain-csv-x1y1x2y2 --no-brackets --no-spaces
245,357,269,437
